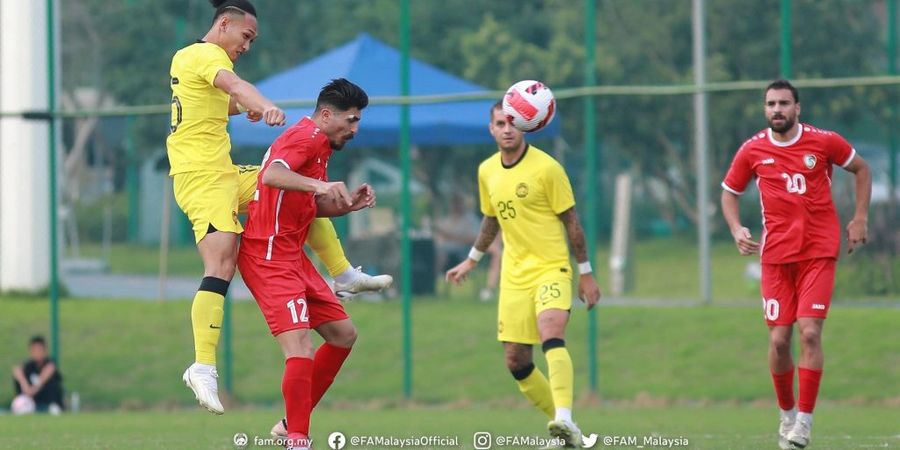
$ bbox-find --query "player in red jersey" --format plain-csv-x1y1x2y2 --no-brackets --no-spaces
721,79,871,449
237,79,373,450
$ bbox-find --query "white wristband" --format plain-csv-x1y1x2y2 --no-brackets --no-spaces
468,247,484,262
236,102,248,113
578,261,593,275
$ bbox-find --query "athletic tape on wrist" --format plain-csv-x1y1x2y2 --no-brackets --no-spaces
578,261,593,275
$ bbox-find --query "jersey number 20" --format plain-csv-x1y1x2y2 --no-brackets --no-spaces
781,173,806,194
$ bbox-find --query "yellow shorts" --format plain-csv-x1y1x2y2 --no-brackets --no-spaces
497,277,572,344
172,165,260,243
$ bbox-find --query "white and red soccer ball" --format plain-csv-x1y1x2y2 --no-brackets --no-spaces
502,80,556,132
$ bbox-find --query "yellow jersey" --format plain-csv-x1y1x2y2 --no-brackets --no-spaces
166,42,235,175
478,144,576,288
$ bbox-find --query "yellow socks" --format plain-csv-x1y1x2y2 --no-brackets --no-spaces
307,218,351,277
191,277,229,365
511,363,555,419
543,339,574,410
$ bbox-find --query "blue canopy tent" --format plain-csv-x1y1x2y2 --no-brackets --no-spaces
229,33,559,147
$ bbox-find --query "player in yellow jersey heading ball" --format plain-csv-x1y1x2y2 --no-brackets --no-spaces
446,102,601,447
168,0,391,415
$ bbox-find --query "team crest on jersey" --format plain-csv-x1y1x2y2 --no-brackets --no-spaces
516,182,529,198
803,154,817,169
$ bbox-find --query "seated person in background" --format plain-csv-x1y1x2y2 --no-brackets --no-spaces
434,193,501,301
11,336,64,414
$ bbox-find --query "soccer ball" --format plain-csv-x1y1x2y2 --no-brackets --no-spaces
11,394,35,415
502,80,556,132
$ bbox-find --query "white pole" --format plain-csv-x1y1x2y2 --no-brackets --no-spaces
693,0,712,304
158,182,172,302
610,173,633,297
0,0,51,291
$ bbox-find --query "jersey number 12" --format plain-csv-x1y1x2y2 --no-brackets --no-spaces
287,298,309,324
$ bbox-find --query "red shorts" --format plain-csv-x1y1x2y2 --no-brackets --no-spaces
237,253,348,336
760,258,836,326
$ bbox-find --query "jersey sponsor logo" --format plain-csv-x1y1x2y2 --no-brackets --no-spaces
761,158,775,165
516,182,529,198
803,154,817,169
171,77,179,85
812,303,826,310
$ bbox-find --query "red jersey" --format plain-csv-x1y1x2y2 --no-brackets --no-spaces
722,124,855,264
241,117,332,261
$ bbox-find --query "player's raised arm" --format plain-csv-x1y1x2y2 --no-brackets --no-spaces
315,184,372,217
445,216,500,284
228,96,261,121
558,207,601,309
261,162,343,197
214,70,285,126
842,155,871,253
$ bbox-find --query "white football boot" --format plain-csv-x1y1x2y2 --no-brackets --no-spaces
778,408,797,450
182,363,224,415
333,266,393,299
548,419,583,448
787,413,813,449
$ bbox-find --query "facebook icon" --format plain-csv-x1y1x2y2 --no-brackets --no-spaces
327,431,346,450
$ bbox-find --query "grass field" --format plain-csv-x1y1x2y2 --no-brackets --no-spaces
76,237,900,302
2,297,898,409
1,406,898,449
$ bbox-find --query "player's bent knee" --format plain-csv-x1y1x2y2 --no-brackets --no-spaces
541,338,565,353
327,325,358,348
799,330,821,348
340,326,358,348
510,362,536,380
769,335,791,353
200,251,238,279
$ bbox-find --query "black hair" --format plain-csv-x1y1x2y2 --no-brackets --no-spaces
490,100,503,120
29,335,46,347
209,0,256,24
765,79,799,103
315,78,369,112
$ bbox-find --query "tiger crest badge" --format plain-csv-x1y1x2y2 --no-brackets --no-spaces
516,183,529,198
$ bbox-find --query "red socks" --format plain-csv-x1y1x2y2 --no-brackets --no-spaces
311,343,352,408
798,367,823,413
283,357,313,446
772,366,823,413
771,367,796,411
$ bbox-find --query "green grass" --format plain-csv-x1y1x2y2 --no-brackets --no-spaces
0,407,898,449
2,297,898,410
76,243,203,278
73,237,900,302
